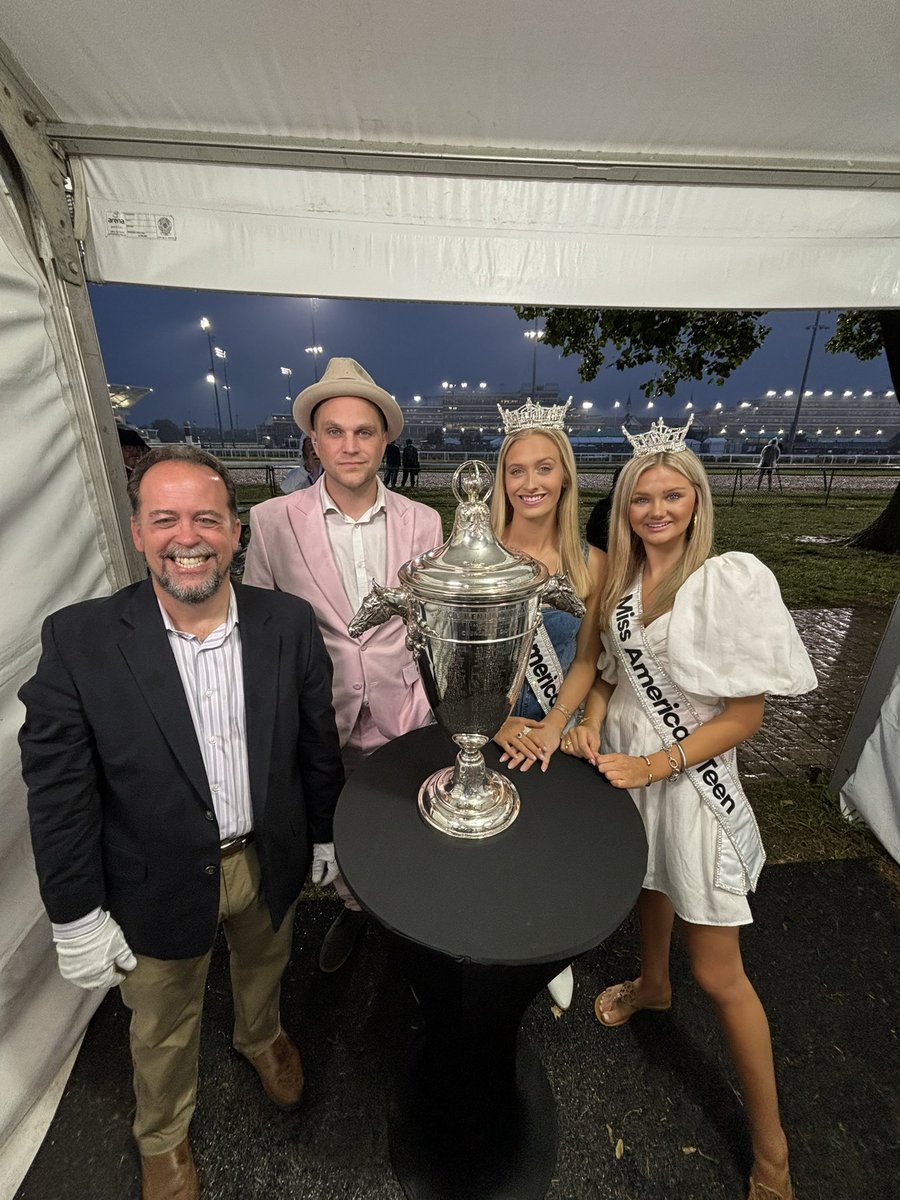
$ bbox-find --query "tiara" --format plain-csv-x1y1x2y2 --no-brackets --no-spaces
622,413,694,457
498,398,571,434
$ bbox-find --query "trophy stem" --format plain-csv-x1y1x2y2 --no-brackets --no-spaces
418,734,520,839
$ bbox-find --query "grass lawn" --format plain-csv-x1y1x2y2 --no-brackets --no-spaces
238,484,897,610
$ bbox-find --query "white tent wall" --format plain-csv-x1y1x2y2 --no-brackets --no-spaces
841,664,900,867
0,0,898,1191
80,157,900,307
0,186,136,1196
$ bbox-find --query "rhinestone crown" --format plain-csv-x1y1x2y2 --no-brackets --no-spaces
498,398,571,434
622,413,694,457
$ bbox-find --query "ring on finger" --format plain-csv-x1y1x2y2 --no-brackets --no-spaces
521,726,531,736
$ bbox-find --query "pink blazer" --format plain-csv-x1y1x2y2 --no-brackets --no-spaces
244,479,444,747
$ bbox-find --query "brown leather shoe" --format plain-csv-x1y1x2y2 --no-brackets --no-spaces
248,1030,305,1109
318,907,367,973
141,1138,198,1200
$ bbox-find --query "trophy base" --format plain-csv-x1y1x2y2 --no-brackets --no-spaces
418,764,520,840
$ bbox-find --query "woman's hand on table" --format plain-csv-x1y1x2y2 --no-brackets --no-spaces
595,752,656,789
495,716,561,773
560,722,601,765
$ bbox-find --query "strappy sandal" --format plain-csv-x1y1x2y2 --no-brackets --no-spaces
594,979,671,1028
747,1164,794,1200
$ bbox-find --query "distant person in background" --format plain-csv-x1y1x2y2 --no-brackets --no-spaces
383,439,402,488
281,435,322,494
584,465,623,554
756,438,781,490
117,424,151,478
401,438,420,488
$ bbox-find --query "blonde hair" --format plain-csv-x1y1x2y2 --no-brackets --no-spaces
489,427,592,599
598,448,714,627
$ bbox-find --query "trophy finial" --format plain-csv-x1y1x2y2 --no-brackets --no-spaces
453,459,493,505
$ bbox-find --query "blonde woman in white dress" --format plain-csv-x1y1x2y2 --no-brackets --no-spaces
562,428,815,1200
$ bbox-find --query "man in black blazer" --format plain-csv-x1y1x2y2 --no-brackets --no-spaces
19,446,344,1200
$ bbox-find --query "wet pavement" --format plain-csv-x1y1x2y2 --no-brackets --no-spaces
740,606,889,783
18,862,900,1200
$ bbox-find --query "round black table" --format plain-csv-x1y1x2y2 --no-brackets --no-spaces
335,724,647,1200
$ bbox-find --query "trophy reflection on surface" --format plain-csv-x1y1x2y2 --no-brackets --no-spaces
348,461,585,839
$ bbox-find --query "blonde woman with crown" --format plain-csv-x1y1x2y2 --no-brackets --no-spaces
489,399,608,1008
560,417,815,1200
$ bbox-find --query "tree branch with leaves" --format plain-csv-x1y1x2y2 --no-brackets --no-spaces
514,307,771,397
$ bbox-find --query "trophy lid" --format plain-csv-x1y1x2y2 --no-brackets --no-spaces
399,460,549,602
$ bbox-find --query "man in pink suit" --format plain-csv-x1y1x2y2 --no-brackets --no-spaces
244,358,443,971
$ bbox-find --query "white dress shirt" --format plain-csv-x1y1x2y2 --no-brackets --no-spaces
320,476,388,613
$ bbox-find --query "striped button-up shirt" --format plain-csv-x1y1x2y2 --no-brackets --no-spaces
159,586,253,841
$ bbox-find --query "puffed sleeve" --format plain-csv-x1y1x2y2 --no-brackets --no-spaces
667,552,817,697
597,630,619,685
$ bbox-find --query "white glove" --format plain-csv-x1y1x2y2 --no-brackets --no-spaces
310,842,339,887
54,912,137,989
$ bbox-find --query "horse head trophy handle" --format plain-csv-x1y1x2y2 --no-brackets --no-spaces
348,580,410,640
540,572,586,619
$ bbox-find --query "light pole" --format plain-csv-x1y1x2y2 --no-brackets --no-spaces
304,297,324,381
280,366,294,407
199,317,224,445
305,345,323,381
523,324,545,396
214,346,235,446
786,311,828,453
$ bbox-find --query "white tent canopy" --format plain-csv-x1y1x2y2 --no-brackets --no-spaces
4,0,900,307
0,2,898,1195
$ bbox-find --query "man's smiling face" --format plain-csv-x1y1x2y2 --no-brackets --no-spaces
131,461,241,605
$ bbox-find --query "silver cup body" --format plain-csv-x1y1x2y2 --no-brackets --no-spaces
412,595,541,738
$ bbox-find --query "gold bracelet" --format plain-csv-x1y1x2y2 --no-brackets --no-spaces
579,717,599,733
553,701,573,720
641,754,654,786
675,741,688,771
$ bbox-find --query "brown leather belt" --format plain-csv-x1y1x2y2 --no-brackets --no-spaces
220,832,254,858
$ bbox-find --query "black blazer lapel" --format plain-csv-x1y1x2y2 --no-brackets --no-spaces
235,586,278,822
117,582,212,806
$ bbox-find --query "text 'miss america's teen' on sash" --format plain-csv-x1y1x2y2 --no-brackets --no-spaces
612,580,765,895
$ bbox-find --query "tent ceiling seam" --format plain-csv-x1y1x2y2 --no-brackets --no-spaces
48,125,900,191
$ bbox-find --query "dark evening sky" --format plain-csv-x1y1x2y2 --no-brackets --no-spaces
88,284,893,431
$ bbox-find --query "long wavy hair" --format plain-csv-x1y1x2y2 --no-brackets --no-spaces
489,427,592,599
598,448,714,627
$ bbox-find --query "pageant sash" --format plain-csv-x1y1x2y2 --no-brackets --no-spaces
611,577,765,895
524,619,565,716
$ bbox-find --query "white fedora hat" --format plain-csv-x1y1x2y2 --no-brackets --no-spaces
293,357,404,441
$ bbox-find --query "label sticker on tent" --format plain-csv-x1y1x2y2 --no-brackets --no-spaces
105,212,176,240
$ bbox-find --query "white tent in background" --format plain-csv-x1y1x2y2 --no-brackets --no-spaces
1,1,899,1193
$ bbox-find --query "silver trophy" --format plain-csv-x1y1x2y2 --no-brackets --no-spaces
348,460,585,839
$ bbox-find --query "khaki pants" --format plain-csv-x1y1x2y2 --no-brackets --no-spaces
119,844,296,1154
